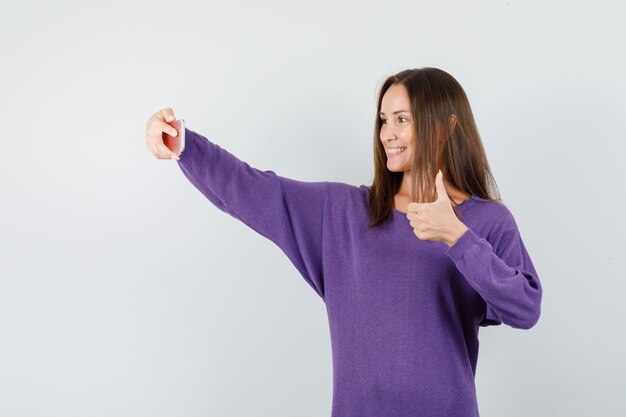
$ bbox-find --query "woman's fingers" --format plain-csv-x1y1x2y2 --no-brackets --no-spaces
146,131,178,160
157,142,180,160
157,120,178,137
145,108,180,160
161,107,176,122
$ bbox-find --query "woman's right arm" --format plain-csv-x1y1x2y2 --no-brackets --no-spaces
145,108,328,299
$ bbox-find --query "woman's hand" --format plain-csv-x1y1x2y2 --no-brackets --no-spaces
145,107,181,160
406,170,469,247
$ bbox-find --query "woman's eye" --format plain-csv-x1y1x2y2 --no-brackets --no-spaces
380,117,408,125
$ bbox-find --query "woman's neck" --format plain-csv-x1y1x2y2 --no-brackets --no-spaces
397,172,469,206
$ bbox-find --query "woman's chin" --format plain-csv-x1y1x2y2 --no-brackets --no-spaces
386,164,407,173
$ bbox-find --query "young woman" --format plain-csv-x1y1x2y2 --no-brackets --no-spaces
145,67,543,417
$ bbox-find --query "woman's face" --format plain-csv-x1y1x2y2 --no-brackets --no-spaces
379,83,416,173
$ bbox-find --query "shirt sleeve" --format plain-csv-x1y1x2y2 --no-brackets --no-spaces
445,219,543,329
175,127,328,299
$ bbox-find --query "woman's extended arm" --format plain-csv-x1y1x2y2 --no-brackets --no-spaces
445,220,543,329
176,127,328,299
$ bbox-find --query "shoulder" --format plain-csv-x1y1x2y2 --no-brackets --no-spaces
463,195,519,241
323,182,371,219
324,181,368,200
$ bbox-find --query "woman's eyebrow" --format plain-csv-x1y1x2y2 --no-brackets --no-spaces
379,110,410,115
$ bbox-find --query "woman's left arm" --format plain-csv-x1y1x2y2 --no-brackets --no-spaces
445,223,543,329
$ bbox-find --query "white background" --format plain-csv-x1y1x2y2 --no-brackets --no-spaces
1,0,625,416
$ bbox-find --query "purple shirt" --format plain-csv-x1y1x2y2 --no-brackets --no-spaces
176,127,543,417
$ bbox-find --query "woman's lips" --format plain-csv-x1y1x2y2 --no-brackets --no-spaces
387,147,407,158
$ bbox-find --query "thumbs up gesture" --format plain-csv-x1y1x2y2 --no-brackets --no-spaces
406,170,469,247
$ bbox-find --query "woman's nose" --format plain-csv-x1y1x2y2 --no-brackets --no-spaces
381,125,397,141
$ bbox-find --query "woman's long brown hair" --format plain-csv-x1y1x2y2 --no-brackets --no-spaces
367,67,503,230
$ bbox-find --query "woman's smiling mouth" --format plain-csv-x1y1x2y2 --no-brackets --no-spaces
387,147,407,158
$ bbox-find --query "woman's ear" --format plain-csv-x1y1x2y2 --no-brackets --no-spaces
437,114,457,143
449,114,457,130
